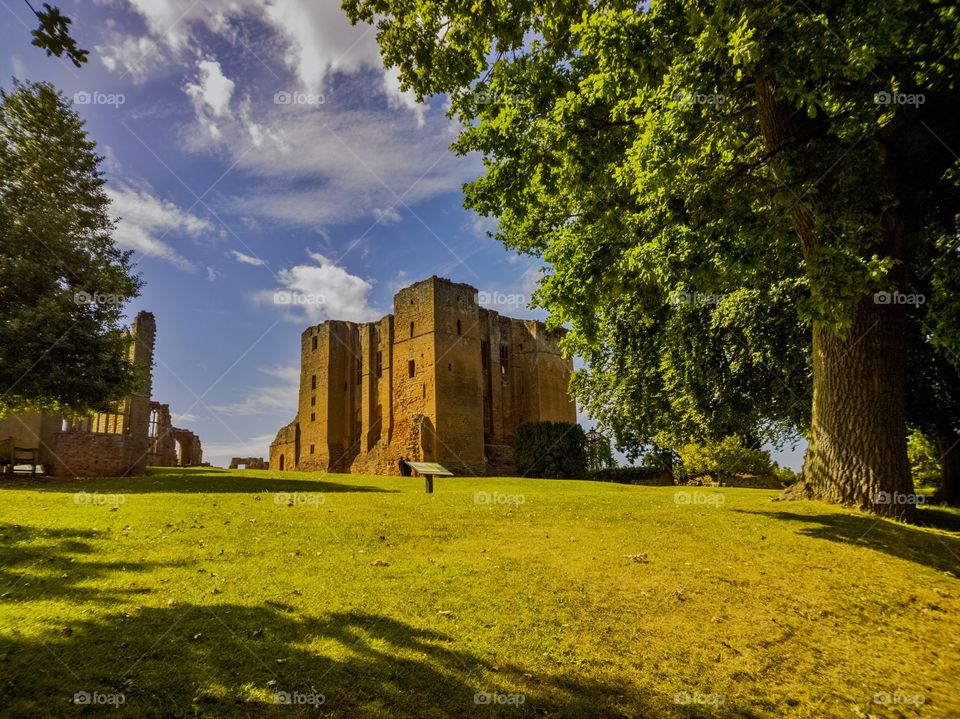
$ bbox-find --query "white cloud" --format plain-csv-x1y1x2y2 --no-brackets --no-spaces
229,250,267,267
97,0,427,123
373,206,403,225
105,183,213,269
382,66,427,128
185,59,235,117
96,33,162,82
210,366,299,417
255,251,381,323
171,412,199,423
263,0,381,93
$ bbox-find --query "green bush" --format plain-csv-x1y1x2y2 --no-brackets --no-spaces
676,436,773,482
514,422,587,479
772,463,801,487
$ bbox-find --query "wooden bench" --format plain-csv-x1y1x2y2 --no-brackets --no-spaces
0,438,40,476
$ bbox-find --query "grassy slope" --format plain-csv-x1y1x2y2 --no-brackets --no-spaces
0,467,957,718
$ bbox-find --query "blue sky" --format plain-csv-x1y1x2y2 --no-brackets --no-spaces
2,0,804,470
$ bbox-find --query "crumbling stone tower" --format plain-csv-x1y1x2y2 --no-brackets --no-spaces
270,277,577,476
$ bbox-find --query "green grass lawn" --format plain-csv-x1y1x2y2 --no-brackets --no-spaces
0,467,957,718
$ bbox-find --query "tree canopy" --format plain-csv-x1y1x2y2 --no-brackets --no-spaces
0,81,141,416
346,0,960,519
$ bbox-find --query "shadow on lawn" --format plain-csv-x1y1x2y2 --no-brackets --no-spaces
736,506,960,576
0,602,764,718
0,524,191,605
2,472,394,495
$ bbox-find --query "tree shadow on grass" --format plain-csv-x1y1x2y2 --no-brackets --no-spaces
2,472,394,495
735,505,960,576
0,524,192,605
0,602,764,718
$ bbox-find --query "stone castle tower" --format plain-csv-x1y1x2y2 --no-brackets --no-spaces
269,277,577,475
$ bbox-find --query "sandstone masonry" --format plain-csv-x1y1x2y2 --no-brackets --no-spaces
269,277,576,476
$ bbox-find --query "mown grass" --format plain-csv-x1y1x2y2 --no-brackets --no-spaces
0,467,957,718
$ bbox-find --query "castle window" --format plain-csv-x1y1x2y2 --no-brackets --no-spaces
500,344,509,375
410,321,414,338
456,319,461,336
481,340,488,369
376,350,383,378
310,444,315,455
408,359,415,378
448,363,452,371
311,374,316,390
310,412,316,422
423,383,426,398
312,336,318,351
356,358,362,384
344,381,348,391
311,396,316,406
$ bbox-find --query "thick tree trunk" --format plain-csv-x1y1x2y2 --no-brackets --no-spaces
938,433,960,506
803,297,915,520
756,76,915,520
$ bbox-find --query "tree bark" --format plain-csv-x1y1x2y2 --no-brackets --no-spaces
804,298,915,520
755,76,915,520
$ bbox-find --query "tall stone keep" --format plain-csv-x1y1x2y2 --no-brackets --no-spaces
270,277,577,475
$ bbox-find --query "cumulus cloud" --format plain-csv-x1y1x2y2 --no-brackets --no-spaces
255,251,381,323
185,59,235,117
105,183,213,269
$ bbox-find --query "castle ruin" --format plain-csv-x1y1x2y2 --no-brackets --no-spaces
0,311,203,476
269,277,576,476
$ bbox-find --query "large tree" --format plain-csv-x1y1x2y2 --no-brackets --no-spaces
345,0,960,520
0,81,141,416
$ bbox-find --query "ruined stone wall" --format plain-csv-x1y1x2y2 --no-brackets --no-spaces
269,420,298,471
172,428,203,466
48,431,141,477
392,281,439,462
431,279,485,474
229,457,268,469
147,402,178,467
